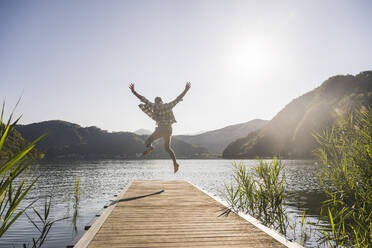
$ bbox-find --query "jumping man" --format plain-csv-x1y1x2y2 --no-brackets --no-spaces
129,82,191,173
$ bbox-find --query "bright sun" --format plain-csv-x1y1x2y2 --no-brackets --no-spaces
228,40,270,78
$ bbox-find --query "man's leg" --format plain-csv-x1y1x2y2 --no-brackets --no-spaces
143,128,161,155
163,134,179,173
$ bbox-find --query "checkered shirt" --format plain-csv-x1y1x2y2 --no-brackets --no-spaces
138,96,181,126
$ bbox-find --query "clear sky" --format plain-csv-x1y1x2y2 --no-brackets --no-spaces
1,0,371,134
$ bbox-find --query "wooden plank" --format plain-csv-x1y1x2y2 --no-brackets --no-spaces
75,180,302,248
74,182,133,248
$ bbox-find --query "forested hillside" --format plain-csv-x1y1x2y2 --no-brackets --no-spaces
0,123,42,159
223,71,372,158
16,120,208,159
176,119,267,154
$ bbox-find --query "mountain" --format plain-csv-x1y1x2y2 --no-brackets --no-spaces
134,129,152,135
175,119,268,154
15,120,207,159
183,130,206,135
0,123,43,159
223,71,372,159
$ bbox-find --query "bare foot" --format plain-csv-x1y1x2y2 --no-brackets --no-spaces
142,146,154,156
173,162,179,173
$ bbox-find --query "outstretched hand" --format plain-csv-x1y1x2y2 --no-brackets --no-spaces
129,83,135,93
175,82,191,102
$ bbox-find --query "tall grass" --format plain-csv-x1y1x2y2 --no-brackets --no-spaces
65,176,82,236
72,177,80,234
1,102,66,247
224,158,288,235
0,102,44,237
24,197,67,248
313,108,372,247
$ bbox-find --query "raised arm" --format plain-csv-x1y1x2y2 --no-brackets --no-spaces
169,82,191,107
129,83,152,104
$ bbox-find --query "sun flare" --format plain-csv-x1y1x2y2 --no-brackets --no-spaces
228,40,270,77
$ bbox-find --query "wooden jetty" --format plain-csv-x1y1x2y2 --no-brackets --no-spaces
75,180,301,248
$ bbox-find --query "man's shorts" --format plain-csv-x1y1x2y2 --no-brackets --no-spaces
154,125,172,137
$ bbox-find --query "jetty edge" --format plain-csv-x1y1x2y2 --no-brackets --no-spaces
189,181,302,248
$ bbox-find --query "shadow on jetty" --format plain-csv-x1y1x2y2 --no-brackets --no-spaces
108,190,164,206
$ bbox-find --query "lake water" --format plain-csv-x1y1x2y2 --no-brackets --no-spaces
0,159,324,248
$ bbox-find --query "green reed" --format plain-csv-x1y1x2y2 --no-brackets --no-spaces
224,158,288,235
72,177,80,234
24,197,67,248
0,102,44,237
1,102,66,247
313,107,372,247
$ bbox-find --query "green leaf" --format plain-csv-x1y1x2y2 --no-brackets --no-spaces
0,124,10,152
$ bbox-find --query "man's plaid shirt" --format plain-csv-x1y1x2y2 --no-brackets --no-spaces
138,96,181,126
